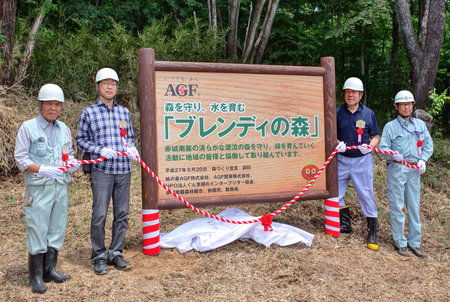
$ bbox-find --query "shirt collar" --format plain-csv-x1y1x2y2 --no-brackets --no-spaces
95,98,117,108
346,102,363,113
397,115,411,125
37,114,58,129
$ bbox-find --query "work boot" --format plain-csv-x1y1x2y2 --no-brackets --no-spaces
43,247,71,283
397,247,410,257
339,206,352,233
367,217,379,250
408,245,427,258
28,253,47,294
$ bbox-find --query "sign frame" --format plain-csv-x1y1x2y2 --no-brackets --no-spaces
138,48,337,210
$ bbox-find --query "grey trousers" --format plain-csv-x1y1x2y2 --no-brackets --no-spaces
90,168,131,260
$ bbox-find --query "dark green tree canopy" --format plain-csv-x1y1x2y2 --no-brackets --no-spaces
1,0,449,131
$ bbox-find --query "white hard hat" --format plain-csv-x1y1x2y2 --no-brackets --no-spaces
38,84,64,102
394,90,415,104
343,77,364,92
95,68,119,83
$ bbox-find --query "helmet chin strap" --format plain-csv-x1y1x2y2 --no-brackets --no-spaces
347,92,362,110
399,113,410,119
348,101,360,109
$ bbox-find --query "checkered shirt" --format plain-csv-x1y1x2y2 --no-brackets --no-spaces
76,99,135,174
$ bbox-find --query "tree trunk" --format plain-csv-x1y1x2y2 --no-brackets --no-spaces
361,27,367,106
418,0,429,49
242,0,266,63
211,0,217,42
227,0,240,61
0,0,18,86
15,0,53,84
251,0,280,64
395,0,446,109
215,2,226,59
243,1,253,56
389,9,400,97
208,0,218,31
208,0,212,28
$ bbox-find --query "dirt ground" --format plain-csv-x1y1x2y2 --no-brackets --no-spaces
1,156,450,302
1,94,449,301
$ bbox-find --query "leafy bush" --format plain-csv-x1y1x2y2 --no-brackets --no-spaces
24,16,225,106
427,89,450,137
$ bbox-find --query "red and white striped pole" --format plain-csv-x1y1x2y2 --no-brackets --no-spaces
142,209,160,255
324,197,340,236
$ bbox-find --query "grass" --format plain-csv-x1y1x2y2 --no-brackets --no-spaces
1,93,450,301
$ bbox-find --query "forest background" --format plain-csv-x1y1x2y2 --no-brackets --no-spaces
1,0,450,135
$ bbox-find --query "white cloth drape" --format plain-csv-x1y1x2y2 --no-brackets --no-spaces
160,208,314,253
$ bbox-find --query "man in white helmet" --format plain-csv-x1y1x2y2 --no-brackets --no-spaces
14,83,81,294
379,90,433,258
336,77,381,250
76,68,139,275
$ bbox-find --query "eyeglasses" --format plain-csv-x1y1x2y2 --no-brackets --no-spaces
100,81,118,87
344,90,361,95
397,102,414,107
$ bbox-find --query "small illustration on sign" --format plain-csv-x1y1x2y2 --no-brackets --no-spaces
301,161,319,186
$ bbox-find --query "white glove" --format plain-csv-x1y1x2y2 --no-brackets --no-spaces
38,165,63,179
358,144,372,155
127,147,140,162
336,141,346,153
67,159,81,172
100,147,117,159
393,152,403,162
418,160,426,174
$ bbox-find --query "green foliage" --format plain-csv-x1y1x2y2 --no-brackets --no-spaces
43,0,206,34
8,0,449,120
426,89,450,137
427,89,448,119
262,0,405,126
26,15,225,105
422,137,450,198
0,34,5,68
325,0,392,39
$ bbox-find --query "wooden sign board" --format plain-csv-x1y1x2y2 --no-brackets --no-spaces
139,49,337,210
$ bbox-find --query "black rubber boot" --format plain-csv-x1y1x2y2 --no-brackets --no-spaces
28,253,47,294
43,247,71,283
367,217,379,250
339,206,353,233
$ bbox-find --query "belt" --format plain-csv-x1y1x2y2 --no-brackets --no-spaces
394,160,417,165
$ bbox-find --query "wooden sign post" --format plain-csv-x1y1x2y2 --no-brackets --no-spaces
138,48,337,255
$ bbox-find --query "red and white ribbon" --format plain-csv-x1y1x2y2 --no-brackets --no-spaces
120,129,129,146
56,145,422,256
356,128,363,143
142,209,160,255
417,140,423,156
62,154,69,167
324,197,340,237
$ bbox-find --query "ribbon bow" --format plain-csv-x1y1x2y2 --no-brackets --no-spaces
120,129,129,146
260,214,273,232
